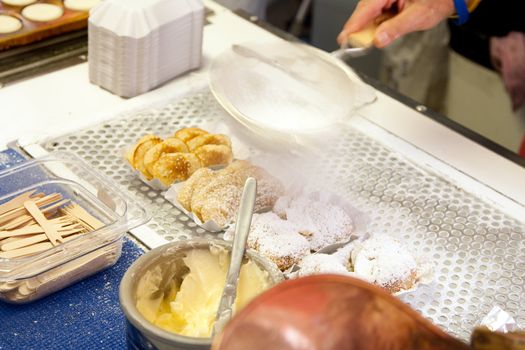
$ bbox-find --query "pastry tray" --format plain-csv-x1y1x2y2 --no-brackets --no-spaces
19,88,525,341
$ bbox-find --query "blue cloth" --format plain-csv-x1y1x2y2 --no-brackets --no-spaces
0,239,144,350
0,149,144,349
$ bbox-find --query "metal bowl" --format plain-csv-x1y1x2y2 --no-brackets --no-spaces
119,238,284,350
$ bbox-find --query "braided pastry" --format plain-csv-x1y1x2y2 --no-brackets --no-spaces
144,138,189,176
173,127,208,143
127,135,162,180
127,128,234,186
193,144,233,168
151,153,201,186
186,134,231,151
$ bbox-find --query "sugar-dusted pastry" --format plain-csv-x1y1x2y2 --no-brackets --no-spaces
179,161,284,226
287,235,432,294
193,144,233,168
272,195,291,220
174,127,208,143
293,253,352,278
143,138,189,175
128,135,162,180
192,184,242,227
150,153,201,186
350,235,418,294
256,234,310,271
224,213,310,271
251,167,286,211
177,167,214,212
186,134,231,152
275,194,354,251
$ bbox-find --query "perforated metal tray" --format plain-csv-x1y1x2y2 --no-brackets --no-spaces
37,88,525,341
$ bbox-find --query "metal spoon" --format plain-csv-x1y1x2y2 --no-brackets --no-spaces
212,177,257,337
331,45,372,60
331,12,396,60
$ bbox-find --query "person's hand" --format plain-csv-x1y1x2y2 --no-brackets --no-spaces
337,0,455,48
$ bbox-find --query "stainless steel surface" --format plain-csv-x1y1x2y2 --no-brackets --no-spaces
42,88,525,341
213,177,257,337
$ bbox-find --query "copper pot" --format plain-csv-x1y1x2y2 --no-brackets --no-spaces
213,274,470,350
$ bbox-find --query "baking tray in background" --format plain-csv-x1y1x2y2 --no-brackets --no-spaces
17,87,525,341
0,0,91,51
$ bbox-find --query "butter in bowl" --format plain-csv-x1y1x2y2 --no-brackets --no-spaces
119,239,284,349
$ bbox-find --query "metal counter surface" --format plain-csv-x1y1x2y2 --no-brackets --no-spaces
20,85,525,341
0,0,524,344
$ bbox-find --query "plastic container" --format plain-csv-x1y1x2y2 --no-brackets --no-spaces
119,239,284,350
0,152,149,303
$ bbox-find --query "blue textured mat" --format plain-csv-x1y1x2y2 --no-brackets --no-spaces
0,149,144,350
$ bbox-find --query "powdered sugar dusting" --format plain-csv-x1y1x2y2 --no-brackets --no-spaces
225,212,310,271
292,254,352,278
351,235,417,287
226,190,365,271
287,234,432,295
280,194,354,251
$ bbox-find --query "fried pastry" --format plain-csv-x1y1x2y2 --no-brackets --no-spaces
278,195,354,251
192,184,242,227
180,161,284,226
150,153,201,186
128,135,162,179
128,127,235,186
350,235,418,294
193,144,233,168
224,213,310,271
186,133,231,151
143,138,189,175
174,127,208,143
177,167,214,212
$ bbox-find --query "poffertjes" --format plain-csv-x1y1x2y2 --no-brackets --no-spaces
126,128,234,186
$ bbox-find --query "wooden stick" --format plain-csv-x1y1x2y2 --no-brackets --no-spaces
0,190,42,215
1,199,70,230
62,204,104,230
1,227,85,251
0,193,62,226
0,225,44,239
24,201,61,246
345,13,394,48
0,242,53,259
0,221,84,239
0,232,84,259
0,234,34,247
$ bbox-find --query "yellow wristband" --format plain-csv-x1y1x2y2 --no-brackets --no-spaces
467,0,481,12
